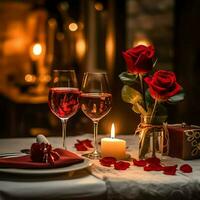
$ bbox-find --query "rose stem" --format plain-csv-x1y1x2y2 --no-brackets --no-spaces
150,98,158,157
150,98,158,122
139,74,147,112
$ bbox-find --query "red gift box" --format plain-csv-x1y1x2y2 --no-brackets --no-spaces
168,124,200,160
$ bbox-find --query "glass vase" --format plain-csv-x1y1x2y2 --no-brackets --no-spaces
136,115,167,159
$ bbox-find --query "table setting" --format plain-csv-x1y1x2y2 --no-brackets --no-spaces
1,45,200,200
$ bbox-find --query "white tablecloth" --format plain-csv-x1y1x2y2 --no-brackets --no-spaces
0,135,106,200
0,135,200,200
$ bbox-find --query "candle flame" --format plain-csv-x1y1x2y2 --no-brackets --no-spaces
111,123,115,138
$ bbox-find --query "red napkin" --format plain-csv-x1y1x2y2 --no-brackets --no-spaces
0,148,84,169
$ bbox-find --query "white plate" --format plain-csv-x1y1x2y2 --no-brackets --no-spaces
0,159,92,175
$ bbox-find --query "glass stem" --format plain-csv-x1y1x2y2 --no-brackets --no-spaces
93,121,99,155
61,119,68,149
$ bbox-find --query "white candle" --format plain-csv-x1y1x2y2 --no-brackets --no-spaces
101,123,126,160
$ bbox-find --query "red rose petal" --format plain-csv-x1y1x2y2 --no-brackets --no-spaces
114,161,130,170
100,157,117,167
133,159,147,167
146,157,160,165
180,164,192,173
74,139,93,151
144,163,163,171
82,139,93,148
163,165,177,175
74,143,88,151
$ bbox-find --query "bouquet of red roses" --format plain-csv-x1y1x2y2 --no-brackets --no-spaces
119,45,184,120
119,45,184,158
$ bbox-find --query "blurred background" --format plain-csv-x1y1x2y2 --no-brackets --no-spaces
0,0,199,138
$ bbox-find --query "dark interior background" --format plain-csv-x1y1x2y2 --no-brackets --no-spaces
0,0,199,138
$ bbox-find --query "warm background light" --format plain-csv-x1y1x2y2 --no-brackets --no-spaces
133,39,151,47
68,22,78,32
32,43,42,56
94,2,103,11
24,74,36,83
76,35,86,60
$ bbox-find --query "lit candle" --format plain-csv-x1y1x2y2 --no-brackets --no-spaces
101,123,126,160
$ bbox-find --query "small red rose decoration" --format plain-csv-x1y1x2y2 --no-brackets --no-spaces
100,157,117,167
144,70,182,101
74,139,93,151
30,143,60,165
114,161,130,170
180,164,192,173
122,45,155,75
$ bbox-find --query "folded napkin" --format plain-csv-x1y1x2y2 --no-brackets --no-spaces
0,148,84,169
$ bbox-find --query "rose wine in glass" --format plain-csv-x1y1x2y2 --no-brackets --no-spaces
81,72,112,159
48,70,80,149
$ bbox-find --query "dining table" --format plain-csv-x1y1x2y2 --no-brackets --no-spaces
0,134,200,200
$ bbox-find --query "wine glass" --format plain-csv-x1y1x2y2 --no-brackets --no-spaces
48,70,80,149
81,72,112,159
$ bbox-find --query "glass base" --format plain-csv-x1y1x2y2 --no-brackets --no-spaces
82,151,101,160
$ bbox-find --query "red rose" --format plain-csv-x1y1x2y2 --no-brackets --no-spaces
144,70,181,100
122,45,155,74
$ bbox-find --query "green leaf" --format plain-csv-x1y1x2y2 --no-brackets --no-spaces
121,85,143,104
121,85,147,115
168,90,185,103
119,72,138,85
132,103,147,115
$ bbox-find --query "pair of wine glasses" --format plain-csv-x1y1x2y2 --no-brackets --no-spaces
48,70,112,159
